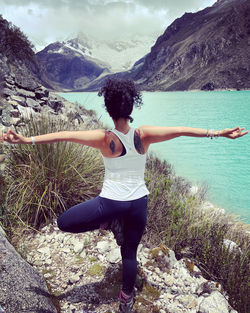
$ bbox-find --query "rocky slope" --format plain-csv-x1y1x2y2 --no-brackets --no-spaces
0,15,101,134
16,221,238,313
130,0,250,91
0,15,54,92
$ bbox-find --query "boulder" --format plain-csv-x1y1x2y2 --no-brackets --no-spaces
0,226,57,313
0,105,14,127
2,88,16,97
16,88,36,99
35,86,49,99
48,98,63,113
26,98,41,112
199,291,230,313
9,95,26,107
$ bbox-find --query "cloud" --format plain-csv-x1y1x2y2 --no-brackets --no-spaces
0,0,215,50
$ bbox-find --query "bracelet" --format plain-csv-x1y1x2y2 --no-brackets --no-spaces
209,129,214,139
207,129,220,139
31,136,35,145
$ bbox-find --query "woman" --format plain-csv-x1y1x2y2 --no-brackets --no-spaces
2,78,248,313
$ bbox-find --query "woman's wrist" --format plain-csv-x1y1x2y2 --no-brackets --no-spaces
25,137,35,145
206,129,224,139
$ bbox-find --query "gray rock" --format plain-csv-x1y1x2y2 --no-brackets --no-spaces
4,76,15,86
26,98,41,112
164,248,177,269
48,98,63,113
0,105,13,126
3,81,14,89
223,239,242,253
97,240,111,253
9,95,26,106
9,109,20,118
73,241,84,254
35,86,49,99
0,227,57,313
107,247,121,263
38,97,49,106
199,291,230,313
16,88,36,99
2,88,16,97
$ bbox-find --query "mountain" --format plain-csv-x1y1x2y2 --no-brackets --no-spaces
0,15,53,93
36,33,156,90
36,41,110,90
56,32,156,73
128,0,250,91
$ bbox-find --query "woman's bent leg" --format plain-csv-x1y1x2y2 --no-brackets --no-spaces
57,197,104,233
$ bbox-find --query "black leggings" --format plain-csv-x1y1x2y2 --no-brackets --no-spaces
57,195,147,294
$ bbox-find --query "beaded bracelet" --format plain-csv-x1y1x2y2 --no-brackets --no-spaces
207,129,220,139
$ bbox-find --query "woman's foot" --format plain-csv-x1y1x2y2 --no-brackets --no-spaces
119,290,134,313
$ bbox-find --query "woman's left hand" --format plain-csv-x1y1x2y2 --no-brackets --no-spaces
221,127,248,139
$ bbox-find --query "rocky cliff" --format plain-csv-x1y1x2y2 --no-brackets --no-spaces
130,0,250,91
0,15,101,132
0,15,54,93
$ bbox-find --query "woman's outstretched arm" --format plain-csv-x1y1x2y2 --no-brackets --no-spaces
140,126,248,149
3,129,107,149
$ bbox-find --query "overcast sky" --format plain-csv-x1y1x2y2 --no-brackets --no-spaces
0,0,215,51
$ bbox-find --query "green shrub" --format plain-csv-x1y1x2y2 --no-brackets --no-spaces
144,153,250,313
2,115,104,234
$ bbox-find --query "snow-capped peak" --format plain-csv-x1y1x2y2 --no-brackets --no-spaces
62,33,157,72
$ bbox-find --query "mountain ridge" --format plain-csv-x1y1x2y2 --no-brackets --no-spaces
130,0,250,91
81,0,250,91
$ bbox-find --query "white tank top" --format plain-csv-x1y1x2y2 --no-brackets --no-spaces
100,128,149,201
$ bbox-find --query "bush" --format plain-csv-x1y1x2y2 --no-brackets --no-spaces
1,115,104,235
144,154,250,313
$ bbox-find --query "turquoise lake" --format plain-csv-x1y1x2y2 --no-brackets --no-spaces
60,91,250,223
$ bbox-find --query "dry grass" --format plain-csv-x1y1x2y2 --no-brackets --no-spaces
1,115,104,236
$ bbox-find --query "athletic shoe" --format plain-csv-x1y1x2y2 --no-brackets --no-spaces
119,291,135,312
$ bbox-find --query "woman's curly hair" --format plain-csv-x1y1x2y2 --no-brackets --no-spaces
98,78,143,122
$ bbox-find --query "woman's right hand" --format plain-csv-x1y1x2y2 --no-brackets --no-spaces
3,129,27,144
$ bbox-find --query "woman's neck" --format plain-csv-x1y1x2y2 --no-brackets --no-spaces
113,118,130,134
